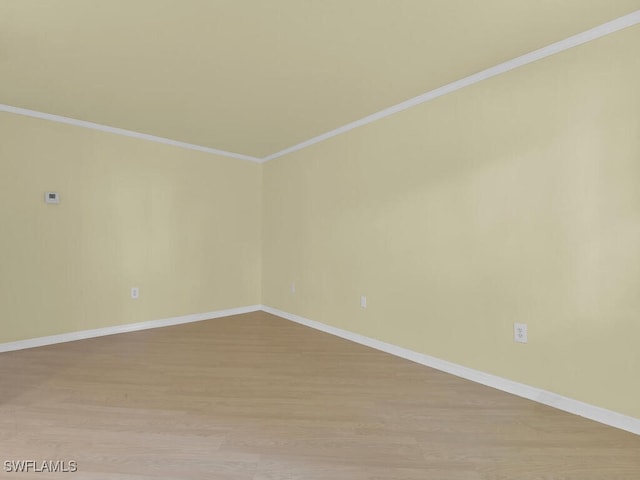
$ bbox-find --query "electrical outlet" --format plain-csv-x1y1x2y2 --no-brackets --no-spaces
290,282,295,294
514,323,528,343
131,287,139,299
360,295,367,308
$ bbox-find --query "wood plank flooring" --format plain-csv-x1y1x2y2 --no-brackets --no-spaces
1,311,638,479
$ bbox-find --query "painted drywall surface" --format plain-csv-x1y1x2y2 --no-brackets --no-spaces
3,2,640,158
262,26,640,418
0,113,261,343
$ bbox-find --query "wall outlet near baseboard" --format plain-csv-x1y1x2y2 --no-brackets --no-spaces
131,287,139,299
360,295,367,308
514,323,528,343
290,282,295,294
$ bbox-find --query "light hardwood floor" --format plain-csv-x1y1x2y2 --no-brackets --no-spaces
1,311,638,479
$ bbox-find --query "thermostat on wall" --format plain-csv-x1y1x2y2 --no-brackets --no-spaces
45,192,60,204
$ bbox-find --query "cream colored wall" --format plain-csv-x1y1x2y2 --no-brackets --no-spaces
0,113,261,344
4,1,638,158
262,26,640,419
2,20,638,423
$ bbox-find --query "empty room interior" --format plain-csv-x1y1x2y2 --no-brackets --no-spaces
2,1,640,479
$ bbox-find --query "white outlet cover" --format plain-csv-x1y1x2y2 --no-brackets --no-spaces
290,282,295,294
131,287,139,299
360,295,367,308
514,323,528,343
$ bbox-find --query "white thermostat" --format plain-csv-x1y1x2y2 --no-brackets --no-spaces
45,192,60,204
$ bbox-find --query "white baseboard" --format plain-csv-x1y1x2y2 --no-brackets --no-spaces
0,305,261,354
260,305,640,436
3,303,637,436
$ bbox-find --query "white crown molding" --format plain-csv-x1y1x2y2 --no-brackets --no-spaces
261,10,640,162
0,104,262,163
2,11,639,163
261,305,640,436
0,305,261,354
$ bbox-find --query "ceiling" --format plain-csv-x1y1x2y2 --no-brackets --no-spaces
2,1,639,159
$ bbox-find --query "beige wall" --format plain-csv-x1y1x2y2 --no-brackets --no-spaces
1,24,638,421
0,113,261,343
262,26,640,418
